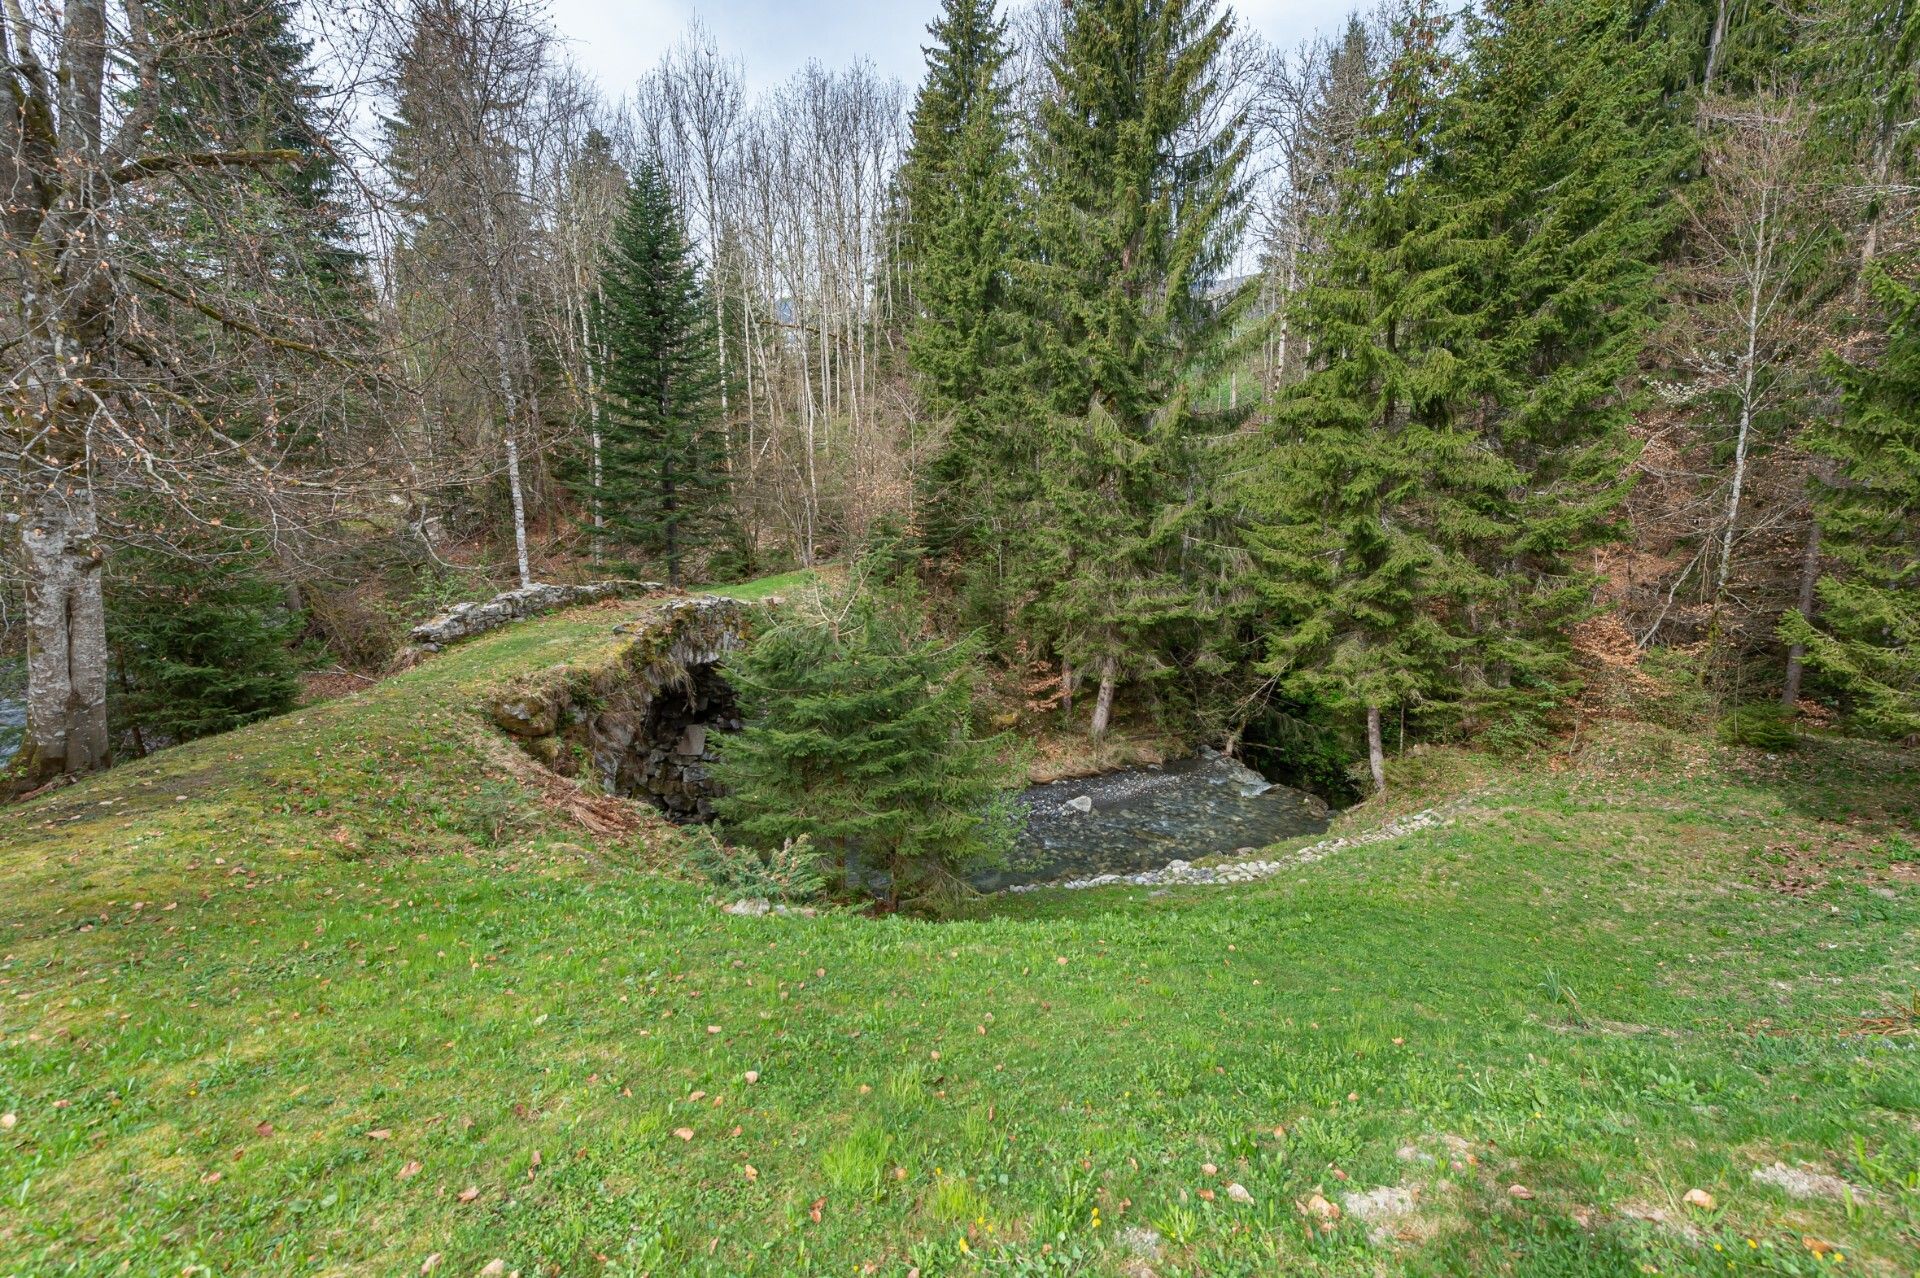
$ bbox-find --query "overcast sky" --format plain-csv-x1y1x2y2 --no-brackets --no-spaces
546,1,1331,97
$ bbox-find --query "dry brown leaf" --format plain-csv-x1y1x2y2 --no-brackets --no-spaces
810,1196,826,1223
744,1164,758,1182
369,1129,392,1141
674,1127,695,1141
457,1186,480,1203
399,1160,423,1180
1508,1185,1534,1200
419,1254,441,1274
1302,1193,1340,1220
1226,1183,1253,1205
1682,1188,1716,1210
255,1122,274,1138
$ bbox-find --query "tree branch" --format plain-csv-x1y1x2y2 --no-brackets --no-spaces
109,147,303,186
121,264,363,370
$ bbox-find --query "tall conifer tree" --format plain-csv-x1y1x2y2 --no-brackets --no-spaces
1440,0,1682,735
1024,0,1250,737
1250,0,1679,786
592,160,728,586
901,0,1027,564
1246,0,1495,792
1780,265,1920,736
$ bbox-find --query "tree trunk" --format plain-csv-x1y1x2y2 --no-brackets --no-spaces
503,429,533,590
664,466,680,589
1060,658,1074,717
14,485,111,786
1716,192,1770,607
1703,0,1730,91
1856,125,1894,304
1366,704,1386,795
1089,656,1117,740
1782,519,1821,709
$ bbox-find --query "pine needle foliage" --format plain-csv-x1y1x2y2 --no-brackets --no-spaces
109,542,302,749
1020,0,1252,722
591,158,728,586
1782,265,1920,737
901,0,1031,564
1249,0,1679,767
1247,0,1488,761
711,580,1025,910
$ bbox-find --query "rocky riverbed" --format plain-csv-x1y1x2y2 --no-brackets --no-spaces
972,748,1333,892
1001,800,1465,893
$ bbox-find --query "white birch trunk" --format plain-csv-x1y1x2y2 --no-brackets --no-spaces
1716,191,1770,601
17,484,111,781
1366,704,1386,795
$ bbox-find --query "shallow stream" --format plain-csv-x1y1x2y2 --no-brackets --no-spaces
971,749,1332,892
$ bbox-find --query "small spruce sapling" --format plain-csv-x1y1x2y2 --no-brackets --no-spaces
711,577,1025,910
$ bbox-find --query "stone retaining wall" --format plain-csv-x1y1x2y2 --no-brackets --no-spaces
488,596,752,820
408,581,662,652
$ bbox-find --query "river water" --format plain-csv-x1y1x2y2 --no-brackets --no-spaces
971,749,1332,892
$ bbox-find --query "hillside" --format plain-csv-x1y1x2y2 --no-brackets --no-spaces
1,597,1917,1276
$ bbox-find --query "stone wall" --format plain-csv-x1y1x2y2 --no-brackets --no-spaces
409,581,661,653
488,596,751,820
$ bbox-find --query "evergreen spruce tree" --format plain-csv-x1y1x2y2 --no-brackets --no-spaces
711,582,1024,910
1249,0,1679,786
1779,265,1920,736
901,0,1029,567
1440,0,1683,738
146,0,362,303
1024,0,1250,737
591,159,728,586
1246,0,1496,793
109,537,302,750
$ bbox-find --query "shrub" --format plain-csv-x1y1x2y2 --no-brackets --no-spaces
1716,703,1799,750
110,548,302,749
688,829,826,903
711,579,1025,910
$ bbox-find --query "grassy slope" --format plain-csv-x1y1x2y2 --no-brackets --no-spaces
0,597,1917,1278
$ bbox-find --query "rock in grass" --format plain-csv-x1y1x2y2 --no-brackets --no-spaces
1118,1225,1163,1258
1752,1162,1858,1201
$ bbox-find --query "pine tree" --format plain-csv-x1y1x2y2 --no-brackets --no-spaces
1246,0,1498,793
1780,265,1920,736
145,0,361,300
1440,0,1683,737
109,535,302,750
1023,0,1251,737
591,159,729,587
711,582,1024,910
900,0,1028,566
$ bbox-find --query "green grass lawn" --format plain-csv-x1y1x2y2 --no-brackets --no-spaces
1,595,1917,1277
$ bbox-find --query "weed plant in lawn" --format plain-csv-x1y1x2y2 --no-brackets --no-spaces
0,581,1916,1275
